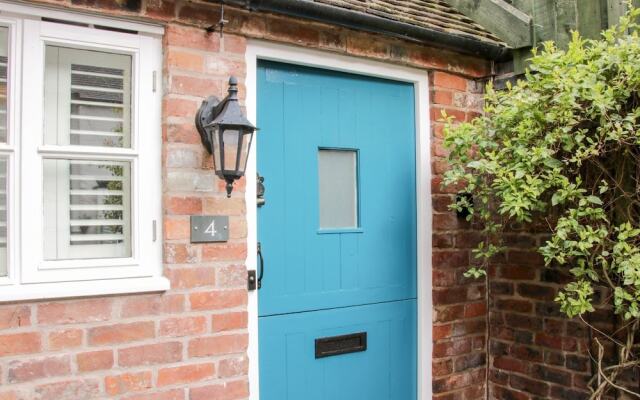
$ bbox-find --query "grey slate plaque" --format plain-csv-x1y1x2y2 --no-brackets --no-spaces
190,215,229,243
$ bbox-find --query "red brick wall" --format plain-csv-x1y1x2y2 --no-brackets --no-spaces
0,1,496,399
488,243,595,400
430,71,488,400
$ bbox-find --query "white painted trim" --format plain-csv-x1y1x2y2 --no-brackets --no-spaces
0,0,164,36
0,276,170,302
0,15,20,287
0,9,165,301
244,40,433,400
19,17,163,284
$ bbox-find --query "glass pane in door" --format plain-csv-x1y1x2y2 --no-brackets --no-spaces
318,149,358,229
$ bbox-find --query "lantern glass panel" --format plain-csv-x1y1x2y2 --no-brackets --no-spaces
211,125,221,174
238,129,253,174
222,128,240,172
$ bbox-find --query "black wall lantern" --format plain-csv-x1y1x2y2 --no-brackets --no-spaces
195,77,257,197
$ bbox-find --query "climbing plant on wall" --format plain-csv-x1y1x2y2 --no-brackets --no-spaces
444,7,640,399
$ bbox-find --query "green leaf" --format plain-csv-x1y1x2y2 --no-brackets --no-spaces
586,196,603,205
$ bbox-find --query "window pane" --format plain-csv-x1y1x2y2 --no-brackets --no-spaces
0,158,7,276
43,159,131,260
0,27,8,143
44,46,131,148
318,149,358,229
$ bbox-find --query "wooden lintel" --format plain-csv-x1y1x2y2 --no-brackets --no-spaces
446,0,534,49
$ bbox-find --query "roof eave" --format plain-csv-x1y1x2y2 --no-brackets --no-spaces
222,0,511,61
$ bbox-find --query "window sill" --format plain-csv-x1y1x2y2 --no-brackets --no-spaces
0,276,170,302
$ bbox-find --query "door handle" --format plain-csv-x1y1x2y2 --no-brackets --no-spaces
257,242,264,289
247,243,264,291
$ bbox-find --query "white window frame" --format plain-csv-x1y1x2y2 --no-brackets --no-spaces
0,15,20,288
0,3,168,301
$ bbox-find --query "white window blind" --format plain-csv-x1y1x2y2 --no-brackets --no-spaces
44,46,131,148
43,46,133,260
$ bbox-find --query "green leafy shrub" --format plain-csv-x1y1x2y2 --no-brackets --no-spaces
443,8,640,399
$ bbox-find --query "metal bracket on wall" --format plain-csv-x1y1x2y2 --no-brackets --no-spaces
257,173,266,207
247,270,257,291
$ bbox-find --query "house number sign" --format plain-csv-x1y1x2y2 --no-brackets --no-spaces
190,216,229,243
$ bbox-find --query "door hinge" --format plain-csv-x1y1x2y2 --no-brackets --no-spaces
257,172,266,207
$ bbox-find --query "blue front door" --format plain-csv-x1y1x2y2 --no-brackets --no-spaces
257,60,417,400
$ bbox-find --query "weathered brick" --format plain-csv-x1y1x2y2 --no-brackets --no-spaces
189,379,248,400
167,267,215,289
218,356,249,378
120,294,184,318
89,321,155,345
432,89,453,105
511,345,543,363
433,287,468,305
144,0,176,20
0,391,22,400
432,372,471,393
499,265,536,280
77,350,114,372
530,364,572,386
464,301,487,318
454,352,485,372
34,379,100,400
159,316,208,337
188,334,248,358
121,389,185,400
212,311,248,332
48,329,82,350
118,342,182,367
0,332,41,357
203,197,245,216
165,123,201,144
433,324,452,341
432,359,453,377
432,71,468,91
169,75,222,97
189,289,247,311
493,356,527,374
432,337,472,358
165,196,203,215
0,305,30,329
164,217,190,240
37,299,112,324
157,363,215,386
510,374,549,396
517,283,556,301
201,243,247,261
105,371,153,396
8,356,70,383
166,49,204,72
166,24,220,51
495,299,533,313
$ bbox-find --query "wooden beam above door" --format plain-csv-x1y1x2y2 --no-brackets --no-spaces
445,0,533,49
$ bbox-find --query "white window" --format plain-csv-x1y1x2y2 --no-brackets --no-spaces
0,3,167,301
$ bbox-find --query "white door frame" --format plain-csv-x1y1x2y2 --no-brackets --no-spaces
244,40,433,400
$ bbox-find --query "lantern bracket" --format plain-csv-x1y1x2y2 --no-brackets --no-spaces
195,95,222,154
